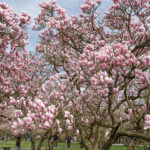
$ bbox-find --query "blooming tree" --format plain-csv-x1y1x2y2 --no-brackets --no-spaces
0,2,31,107
0,3,67,150
0,3,52,150
0,2,31,135
11,73,69,150
34,0,150,150
1,0,150,150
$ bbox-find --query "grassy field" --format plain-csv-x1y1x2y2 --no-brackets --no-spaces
0,140,146,150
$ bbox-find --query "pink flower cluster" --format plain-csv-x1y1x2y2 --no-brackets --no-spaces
64,111,74,131
11,96,59,135
80,0,95,13
145,114,150,129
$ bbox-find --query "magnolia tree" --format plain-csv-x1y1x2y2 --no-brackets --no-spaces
1,1,150,150
0,3,68,150
0,2,32,143
0,3,53,150
0,2,31,110
11,73,71,150
34,0,150,150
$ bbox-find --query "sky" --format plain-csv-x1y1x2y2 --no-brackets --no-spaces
1,0,112,51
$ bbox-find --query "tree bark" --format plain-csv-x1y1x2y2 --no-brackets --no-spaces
79,128,91,150
30,132,36,150
37,130,49,150
3,130,7,147
100,125,120,150
92,126,101,150
48,142,53,150
118,131,150,142
48,132,53,150
100,142,112,150
99,128,107,149
79,126,103,150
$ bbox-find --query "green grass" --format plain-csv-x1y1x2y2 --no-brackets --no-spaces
110,145,145,150
0,140,81,148
0,140,145,150
0,140,30,148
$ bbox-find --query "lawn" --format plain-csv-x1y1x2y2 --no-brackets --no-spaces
0,140,145,150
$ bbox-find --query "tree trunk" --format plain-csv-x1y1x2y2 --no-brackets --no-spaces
100,143,112,150
3,131,7,147
92,126,101,150
37,130,49,150
37,139,44,150
79,126,101,150
100,125,120,150
126,139,138,150
79,124,120,150
48,135,53,150
99,128,108,149
30,132,36,150
79,128,91,150
100,136,114,150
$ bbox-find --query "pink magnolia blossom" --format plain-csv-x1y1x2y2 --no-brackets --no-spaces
64,111,70,118
67,126,72,131
145,115,150,129
128,109,132,116
58,128,62,134
66,119,71,126
96,0,102,4
105,77,113,84
56,120,60,127
76,129,80,135
85,119,89,125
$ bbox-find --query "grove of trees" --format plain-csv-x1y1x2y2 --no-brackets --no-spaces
0,0,150,150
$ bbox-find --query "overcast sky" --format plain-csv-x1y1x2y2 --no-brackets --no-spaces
1,0,112,51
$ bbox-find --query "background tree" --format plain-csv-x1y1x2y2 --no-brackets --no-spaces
0,2,31,144
0,3,54,150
